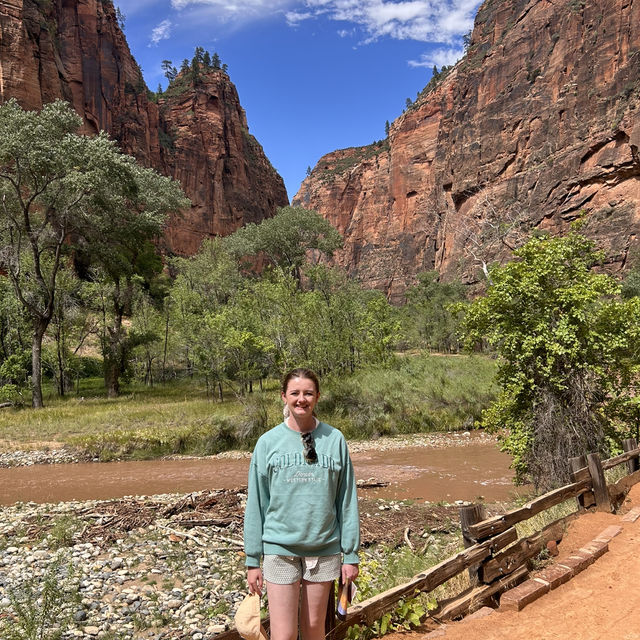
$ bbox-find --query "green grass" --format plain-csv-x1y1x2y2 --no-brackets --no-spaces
0,353,497,460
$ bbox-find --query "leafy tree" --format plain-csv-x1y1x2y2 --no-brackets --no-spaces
221,63,229,74
169,239,243,386
303,265,383,373
84,240,172,398
385,120,390,136
0,99,188,406
47,267,87,396
180,59,190,74
202,50,211,68
223,206,343,285
130,290,165,386
0,350,30,406
212,52,221,70
455,232,640,490
403,271,465,352
358,293,402,365
0,277,28,362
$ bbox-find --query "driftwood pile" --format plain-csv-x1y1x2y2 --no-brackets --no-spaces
15,485,461,550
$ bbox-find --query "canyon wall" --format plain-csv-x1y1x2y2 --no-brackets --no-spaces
294,0,640,300
0,0,288,255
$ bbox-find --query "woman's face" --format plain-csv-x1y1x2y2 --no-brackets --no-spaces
281,376,319,422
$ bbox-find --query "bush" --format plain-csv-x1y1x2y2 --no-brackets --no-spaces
0,383,25,407
319,355,496,439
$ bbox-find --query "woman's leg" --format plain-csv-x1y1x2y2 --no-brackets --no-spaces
266,580,300,640
299,580,333,640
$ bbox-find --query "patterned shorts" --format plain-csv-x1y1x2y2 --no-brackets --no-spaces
263,554,341,584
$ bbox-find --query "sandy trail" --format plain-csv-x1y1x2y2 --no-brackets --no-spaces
383,484,640,640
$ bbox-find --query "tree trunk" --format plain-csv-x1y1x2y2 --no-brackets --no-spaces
162,310,169,382
104,357,120,398
56,324,65,397
31,321,47,408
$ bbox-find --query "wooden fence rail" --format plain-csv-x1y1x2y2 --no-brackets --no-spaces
217,439,640,640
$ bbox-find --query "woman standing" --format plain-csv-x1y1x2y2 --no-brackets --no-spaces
244,368,360,640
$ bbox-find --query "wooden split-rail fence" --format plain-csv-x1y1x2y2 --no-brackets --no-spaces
217,438,640,640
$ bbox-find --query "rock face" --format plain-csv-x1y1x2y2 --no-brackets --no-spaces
294,0,640,301
0,0,288,255
158,74,288,255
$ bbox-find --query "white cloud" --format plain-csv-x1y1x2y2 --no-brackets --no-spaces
408,45,464,68
162,0,480,53
149,19,172,45
285,10,314,26
295,0,481,44
166,0,480,43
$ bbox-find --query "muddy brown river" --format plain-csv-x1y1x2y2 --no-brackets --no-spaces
0,436,520,505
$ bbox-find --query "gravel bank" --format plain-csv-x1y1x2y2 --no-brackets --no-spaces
0,488,465,640
0,492,248,640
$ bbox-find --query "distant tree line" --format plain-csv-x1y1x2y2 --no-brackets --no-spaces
0,103,463,409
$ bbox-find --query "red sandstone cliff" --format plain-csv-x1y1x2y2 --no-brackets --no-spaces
294,0,640,300
0,0,288,255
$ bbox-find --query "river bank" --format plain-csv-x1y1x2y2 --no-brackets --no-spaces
0,487,467,640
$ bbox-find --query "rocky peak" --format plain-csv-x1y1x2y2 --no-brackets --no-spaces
0,0,288,255
158,69,288,255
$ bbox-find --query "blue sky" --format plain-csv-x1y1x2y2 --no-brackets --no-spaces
114,0,482,200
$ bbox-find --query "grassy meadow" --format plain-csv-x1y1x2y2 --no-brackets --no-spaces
0,353,497,460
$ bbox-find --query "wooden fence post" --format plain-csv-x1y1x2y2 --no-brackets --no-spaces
623,438,639,474
587,453,612,513
459,503,486,583
569,455,588,509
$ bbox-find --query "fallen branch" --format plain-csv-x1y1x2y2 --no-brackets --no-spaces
404,527,414,550
157,524,206,547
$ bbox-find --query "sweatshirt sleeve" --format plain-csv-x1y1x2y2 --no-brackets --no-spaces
243,442,270,567
335,437,360,564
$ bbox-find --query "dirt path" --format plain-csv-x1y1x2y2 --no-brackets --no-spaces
384,484,640,640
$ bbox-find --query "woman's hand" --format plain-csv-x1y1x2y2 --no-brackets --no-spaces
341,563,359,583
247,567,263,595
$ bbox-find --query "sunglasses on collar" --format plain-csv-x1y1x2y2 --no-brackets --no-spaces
301,431,318,463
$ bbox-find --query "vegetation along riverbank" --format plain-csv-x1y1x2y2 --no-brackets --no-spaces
0,354,497,462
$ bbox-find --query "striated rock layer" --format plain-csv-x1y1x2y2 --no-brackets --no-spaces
294,0,640,301
0,0,288,255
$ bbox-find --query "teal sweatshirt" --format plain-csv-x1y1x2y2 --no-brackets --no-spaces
243,421,360,567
